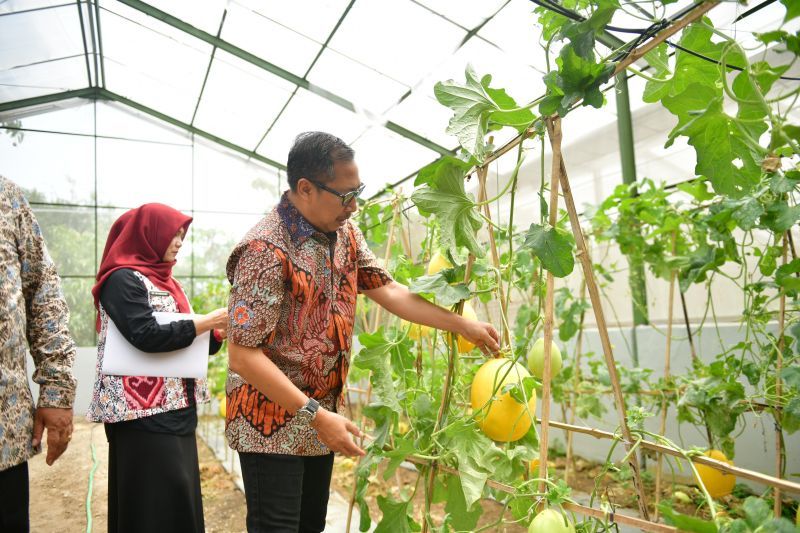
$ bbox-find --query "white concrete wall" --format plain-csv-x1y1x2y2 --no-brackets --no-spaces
546,323,799,494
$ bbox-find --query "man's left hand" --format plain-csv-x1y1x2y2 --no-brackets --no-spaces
459,320,501,356
32,407,73,466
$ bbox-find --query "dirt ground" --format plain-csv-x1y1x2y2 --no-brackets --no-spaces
28,418,247,533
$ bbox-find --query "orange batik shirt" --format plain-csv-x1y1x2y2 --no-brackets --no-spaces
224,193,392,456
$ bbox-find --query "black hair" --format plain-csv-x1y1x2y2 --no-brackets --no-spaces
286,132,355,191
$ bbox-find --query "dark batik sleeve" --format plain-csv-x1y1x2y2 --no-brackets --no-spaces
227,240,285,348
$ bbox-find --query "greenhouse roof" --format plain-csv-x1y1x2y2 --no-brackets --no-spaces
1,0,797,198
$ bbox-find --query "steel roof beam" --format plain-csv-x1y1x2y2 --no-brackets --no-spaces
0,87,286,171
116,0,452,157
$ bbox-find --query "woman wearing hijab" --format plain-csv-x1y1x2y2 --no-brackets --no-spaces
87,203,227,533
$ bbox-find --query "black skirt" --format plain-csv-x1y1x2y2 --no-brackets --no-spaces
104,422,204,533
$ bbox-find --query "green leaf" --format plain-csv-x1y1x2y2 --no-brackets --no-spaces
542,44,614,116
443,419,495,506
434,65,495,161
782,397,800,434
411,160,484,258
672,97,761,198
374,496,420,533
457,456,490,508
743,496,772,529
383,436,417,480
677,179,715,201
507,376,539,404
354,330,401,412
522,223,575,277
763,203,800,232
408,272,471,306
414,156,471,187
658,503,718,533
780,0,800,22
775,258,800,293
509,497,535,522
362,405,394,447
644,21,724,103
662,84,719,139
435,66,530,161
484,80,536,132
770,170,800,194
643,42,670,74
782,367,800,391
729,197,765,230
790,322,800,350
444,474,482,531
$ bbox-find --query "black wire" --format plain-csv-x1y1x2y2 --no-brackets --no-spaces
529,0,800,80
732,0,777,23
666,40,800,81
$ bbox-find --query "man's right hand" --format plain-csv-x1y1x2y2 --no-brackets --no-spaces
311,409,365,457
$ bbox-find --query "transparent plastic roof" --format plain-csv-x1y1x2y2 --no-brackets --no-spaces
0,0,796,198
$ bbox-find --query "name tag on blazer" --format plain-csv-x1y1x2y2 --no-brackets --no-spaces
148,290,170,297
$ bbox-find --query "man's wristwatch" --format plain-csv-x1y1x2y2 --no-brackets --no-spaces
295,397,320,425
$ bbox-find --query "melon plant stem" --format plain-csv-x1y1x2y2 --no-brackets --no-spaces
421,243,475,533
774,234,787,518
564,278,586,485
654,231,677,520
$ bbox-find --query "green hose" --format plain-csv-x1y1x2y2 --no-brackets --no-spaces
85,426,100,533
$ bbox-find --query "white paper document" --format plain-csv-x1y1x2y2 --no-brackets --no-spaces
102,312,210,379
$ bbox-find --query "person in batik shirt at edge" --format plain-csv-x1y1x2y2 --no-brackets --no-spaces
0,176,77,533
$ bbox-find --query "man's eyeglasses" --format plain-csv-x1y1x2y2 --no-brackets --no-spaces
309,180,366,206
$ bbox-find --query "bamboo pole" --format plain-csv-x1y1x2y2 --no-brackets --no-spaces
774,235,788,518
654,232,677,520
538,418,800,494
477,166,512,347
546,120,650,521
345,200,400,533
611,2,719,74
564,278,587,485
538,117,563,494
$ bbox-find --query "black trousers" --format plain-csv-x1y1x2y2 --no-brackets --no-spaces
0,461,29,533
105,423,204,533
239,452,335,533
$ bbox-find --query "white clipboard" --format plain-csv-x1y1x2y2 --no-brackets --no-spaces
102,311,210,379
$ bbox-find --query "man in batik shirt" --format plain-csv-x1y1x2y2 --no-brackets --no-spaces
0,176,77,532
225,132,501,532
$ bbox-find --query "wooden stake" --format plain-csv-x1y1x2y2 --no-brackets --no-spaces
539,116,563,494
654,232,677,520
611,2,719,76
477,167,512,347
546,119,651,520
